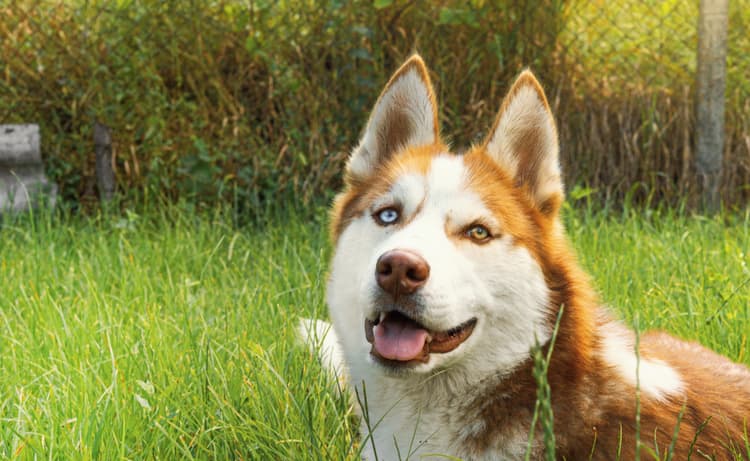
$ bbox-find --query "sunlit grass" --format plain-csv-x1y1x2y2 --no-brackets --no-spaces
1,203,748,458
0,205,354,459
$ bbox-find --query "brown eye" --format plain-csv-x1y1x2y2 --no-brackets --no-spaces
466,225,491,242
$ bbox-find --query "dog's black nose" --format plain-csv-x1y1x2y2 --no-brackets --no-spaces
376,249,430,297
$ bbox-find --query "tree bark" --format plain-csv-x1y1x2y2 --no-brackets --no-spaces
94,122,116,202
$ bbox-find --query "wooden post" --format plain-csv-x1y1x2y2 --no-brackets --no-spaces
695,0,729,213
0,124,57,212
94,122,115,202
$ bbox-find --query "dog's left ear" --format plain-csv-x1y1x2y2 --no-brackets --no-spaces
346,55,440,180
483,70,563,215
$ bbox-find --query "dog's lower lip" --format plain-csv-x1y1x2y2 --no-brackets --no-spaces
428,318,477,353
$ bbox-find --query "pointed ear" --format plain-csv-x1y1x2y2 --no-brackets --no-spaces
346,55,440,180
484,70,563,215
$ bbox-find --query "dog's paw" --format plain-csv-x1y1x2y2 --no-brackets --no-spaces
297,318,348,388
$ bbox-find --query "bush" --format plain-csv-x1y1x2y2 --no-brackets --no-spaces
1,0,748,209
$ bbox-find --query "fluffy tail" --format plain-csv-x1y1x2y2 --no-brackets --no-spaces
297,318,348,389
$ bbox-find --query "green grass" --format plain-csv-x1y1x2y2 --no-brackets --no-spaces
569,203,750,360
1,204,749,459
0,205,355,459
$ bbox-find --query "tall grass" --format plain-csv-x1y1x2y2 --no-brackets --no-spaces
1,203,749,459
569,203,750,358
0,204,357,459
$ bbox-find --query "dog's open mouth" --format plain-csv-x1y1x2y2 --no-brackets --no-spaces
364,311,477,365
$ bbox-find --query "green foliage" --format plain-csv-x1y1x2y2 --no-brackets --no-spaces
0,0,571,207
0,0,748,208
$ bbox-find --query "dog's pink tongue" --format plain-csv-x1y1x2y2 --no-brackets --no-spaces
373,315,428,361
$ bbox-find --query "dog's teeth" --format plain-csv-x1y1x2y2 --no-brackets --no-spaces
379,312,386,322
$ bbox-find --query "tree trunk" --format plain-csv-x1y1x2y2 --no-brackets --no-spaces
695,0,729,213
94,122,116,202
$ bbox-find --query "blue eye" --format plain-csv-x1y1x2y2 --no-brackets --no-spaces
376,208,399,225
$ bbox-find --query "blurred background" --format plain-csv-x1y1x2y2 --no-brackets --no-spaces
1,0,748,211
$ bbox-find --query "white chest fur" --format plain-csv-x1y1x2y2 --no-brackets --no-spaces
352,372,533,461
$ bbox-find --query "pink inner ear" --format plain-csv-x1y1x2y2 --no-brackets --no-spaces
347,57,440,180
483,76,562,210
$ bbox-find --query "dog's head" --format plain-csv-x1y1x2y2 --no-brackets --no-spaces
327,55,569,378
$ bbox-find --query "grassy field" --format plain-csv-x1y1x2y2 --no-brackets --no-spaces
1,204,749,459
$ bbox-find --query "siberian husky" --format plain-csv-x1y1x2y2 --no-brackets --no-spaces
300,55,750,460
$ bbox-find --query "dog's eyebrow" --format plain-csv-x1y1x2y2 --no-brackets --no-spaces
445,205,500,230
372,173,426,210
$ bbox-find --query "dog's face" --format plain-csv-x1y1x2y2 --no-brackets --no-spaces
327,56,565,378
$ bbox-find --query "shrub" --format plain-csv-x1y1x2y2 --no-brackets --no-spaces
1,0,748,209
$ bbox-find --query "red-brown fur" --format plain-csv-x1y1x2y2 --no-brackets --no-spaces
330,55,750,459
451,170,750,457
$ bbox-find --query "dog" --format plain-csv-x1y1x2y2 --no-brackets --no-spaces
299,55,750,460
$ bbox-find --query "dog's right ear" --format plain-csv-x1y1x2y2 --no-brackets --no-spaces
346,55,440,180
